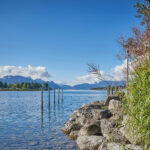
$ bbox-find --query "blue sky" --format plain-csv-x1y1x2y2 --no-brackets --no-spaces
0,0,141,84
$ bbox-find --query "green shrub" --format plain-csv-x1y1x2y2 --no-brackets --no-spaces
115,91,125,100
123,56,150,147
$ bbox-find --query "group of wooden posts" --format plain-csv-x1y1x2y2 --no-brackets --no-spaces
107,86,119,96
41,88,63,112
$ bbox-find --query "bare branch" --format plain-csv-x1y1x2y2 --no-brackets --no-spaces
87,63,110,85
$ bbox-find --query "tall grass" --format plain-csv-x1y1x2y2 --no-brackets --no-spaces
123,56,150,147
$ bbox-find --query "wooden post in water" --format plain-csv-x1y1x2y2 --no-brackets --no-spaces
115,86,118,93
58,88,60,104
41,88,43,111
111,87,113,95
48,88,50,107
41,88,44,128
107,87,110,96
54,88,55,104
61,88,63,103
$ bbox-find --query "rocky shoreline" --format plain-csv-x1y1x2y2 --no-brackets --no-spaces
62,95,144,150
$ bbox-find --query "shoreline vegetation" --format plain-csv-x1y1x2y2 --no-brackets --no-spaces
90,86,125,90
0,81,49,91
0,88,44,91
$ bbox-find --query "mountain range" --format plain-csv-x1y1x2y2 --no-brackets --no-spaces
0,75,125,89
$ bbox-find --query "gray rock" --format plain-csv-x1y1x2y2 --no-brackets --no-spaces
78,128,88,136
101,119,116,138
107,142,124,150
108,100,121,111
77,135,105,150
125,144,144,150
90,101,105,106
62,121,81,135
122,115,127,126
107,143,144,150
119,126,139,145
92,109,112,120
62,122,73,134
69,130,79,140
105,96,120,106
108,100,122,121
75,104,104,126
98,141,107,150
69,111,78,121
79,120,100,136
119,116,140,145
100,118,125,143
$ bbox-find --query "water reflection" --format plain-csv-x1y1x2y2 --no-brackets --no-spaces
61,88,63,104
58,88,60,104
54,103,56,118
48,106,50,127
48,88,50,108
41,89,44,128
41,109,44,128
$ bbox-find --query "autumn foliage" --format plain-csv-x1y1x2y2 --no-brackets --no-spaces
121,0,150,147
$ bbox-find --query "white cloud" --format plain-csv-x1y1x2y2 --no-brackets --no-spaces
65,71,112,86
65,60,128,85
0,65,51,81
66,74,100,86
110,60,127,81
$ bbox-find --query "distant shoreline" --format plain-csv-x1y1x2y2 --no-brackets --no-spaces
90,88,107,90
0,89,106,91
0,89,45,91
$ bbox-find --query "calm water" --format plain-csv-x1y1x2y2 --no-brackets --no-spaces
0,90,106,150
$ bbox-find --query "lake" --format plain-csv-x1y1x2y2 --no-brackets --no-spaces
0,90,106,150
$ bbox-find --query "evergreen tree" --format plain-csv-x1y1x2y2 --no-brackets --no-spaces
8,83,13,88
43,82,48,89
4,82,8,88
0,81,3,88
22,82,27,89
14,83,20,88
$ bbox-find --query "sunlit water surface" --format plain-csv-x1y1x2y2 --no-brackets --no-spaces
0,90,106,150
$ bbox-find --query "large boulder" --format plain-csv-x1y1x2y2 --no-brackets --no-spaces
107,142,124,150
79,120,100,136
69,130,79,140
119,115,141,145
92,109,112,120
105,96,120,106
98,141,107,150
62,121,82,135
125,144,144,150
108,100,121,111
108,100,122,121
76,135,105,150
119,126,139,145
99,142,143,150
106,142,144,150
100,118,125,143
90,101,105,106
75,104,104,126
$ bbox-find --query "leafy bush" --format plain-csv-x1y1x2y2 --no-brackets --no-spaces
123,56,150,146
115,91,125,100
